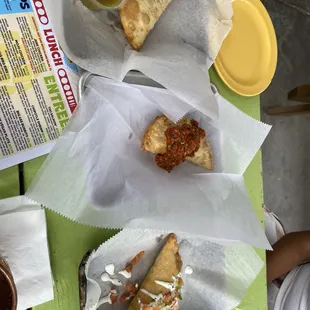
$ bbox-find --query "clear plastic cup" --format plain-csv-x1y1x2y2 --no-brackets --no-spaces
80,0,127,10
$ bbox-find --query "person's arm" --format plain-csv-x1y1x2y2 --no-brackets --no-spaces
267,231,310,283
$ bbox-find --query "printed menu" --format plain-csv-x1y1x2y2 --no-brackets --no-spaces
0,0,79,170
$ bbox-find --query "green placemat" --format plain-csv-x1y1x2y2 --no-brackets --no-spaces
0,165,19,199
20,68,266,310
210,68,267,310
24,156,118,310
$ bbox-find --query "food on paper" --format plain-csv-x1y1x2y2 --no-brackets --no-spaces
126,250,145,272
105,263,115,275
100,272,123,286
129,233,183,310
124,283,139,293
120,292,133,304
98,252,144,305
120,283,139,303
97,289,118,307
119,0,172,50
184,265,193,275
118,269,132,279
142,115,214,172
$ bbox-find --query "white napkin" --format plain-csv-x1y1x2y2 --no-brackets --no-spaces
85,229,264,310
0,196,53,310
42,0,233,119
26,77,271,249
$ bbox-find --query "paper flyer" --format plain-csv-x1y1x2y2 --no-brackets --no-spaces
0,0,79,170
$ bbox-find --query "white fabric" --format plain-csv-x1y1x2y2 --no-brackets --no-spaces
265,210,281,310
265,209,310,310
274,265,310,310
265,211,281,246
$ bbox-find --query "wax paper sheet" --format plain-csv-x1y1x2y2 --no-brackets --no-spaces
84,229,264,310
26,76,271,249
42,0,233,120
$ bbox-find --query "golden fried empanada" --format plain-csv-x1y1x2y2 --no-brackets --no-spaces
119,0,172,50
129,234,182,310
142,115,214,170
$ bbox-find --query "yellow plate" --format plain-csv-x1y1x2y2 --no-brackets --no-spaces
214,0,277,96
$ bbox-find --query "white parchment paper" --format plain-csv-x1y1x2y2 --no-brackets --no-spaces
85,229,264,310
42,0,233,120
26,77,271,249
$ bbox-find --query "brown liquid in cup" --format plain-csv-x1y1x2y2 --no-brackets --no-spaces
0,274,13,309
0,257,17,310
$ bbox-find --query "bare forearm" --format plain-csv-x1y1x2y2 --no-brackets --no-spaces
267,231,310,283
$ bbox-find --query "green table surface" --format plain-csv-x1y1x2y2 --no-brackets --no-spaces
0,67,267,310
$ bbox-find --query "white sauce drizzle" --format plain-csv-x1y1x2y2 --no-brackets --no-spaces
139,274,182,310
154,280,175,291
185,265,193,275
100,272,122,286
118,269,132,279
140,289,163,301
105,263,115,276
